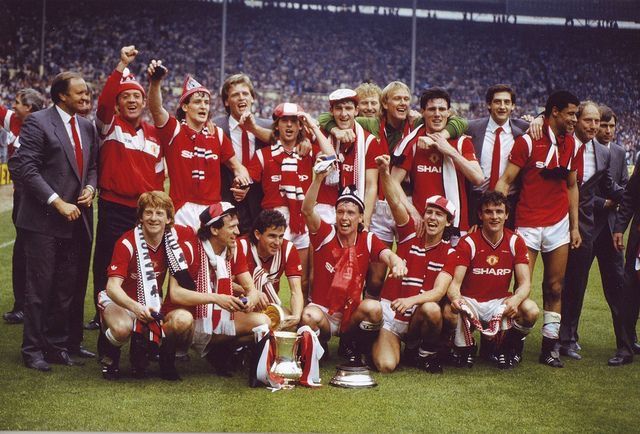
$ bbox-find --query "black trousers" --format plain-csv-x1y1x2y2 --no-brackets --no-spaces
621,227,640,348
10,189,25,312
560,238,594,347
21,223,90,362
91,198,137,318
67,227,93,351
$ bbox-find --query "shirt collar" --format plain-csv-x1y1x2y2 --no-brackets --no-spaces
55,104,74,125
229,115,241,131
487,116,511,135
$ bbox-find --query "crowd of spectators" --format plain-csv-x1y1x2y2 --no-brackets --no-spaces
1,0,638,161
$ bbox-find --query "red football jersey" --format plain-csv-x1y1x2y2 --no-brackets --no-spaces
508,127,576,227
454,229,529,302
108,229,169,301
96,69,165,207
398,126,477,230
157,116,235,210
309,220,387,307
247,144,314,209
381,220,456,301
0,105,21,157
316,128,383,206
236,237,302,293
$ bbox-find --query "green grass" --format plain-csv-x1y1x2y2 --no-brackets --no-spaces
0,203,639,433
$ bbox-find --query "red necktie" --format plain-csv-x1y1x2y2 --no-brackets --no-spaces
70,116,83,176
489,126,503,190
241,126,251,166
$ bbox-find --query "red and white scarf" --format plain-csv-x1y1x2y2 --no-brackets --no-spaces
327,243,365,333
457,301,512,347
273,141,306,234
245,239,286,306
193,239,235,337
332,122,373,201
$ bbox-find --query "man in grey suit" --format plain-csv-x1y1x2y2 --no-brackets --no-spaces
559,101,624,362
592,106,637,365
465,84,529,229
213,74,271,235
9,71,98,372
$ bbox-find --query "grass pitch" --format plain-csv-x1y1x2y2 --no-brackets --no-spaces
0,197,638,433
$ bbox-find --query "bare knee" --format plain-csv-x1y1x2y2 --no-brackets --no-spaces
108,317,132,342
518,299,539,326
164,309,194,336
375,355,399,374
301,306,323,329
419,302,442,326
360,299,382,322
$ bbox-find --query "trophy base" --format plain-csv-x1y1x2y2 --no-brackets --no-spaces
329,363,377,388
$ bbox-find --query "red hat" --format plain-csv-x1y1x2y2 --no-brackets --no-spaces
199,202,236,227
329,88,358,107
272,102,304,120
118,68,145,97
425,195,456,219
179,75,211,106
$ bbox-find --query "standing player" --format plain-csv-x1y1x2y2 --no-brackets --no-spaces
89,46,165,331
448,192,539,369
392,87,483,243
214,74,272,235
372,155,457,374
300,161,407,364
147,61,251,230
237,210,304,330
166,203,270,376
247,103,334,301
2,88,45,325
496,90,581,367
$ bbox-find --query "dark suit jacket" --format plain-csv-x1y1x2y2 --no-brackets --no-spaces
594,141,628,235
213,113,271,233
576,140,624,241
9,106,98,239
614,155,640,235
465,117,529,224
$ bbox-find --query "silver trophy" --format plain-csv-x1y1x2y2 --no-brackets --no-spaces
330,362,377,388
270,331,303,389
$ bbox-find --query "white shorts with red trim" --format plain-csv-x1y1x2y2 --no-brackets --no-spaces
517,213,569,253
307,302,342,337
370,200,397,244
175,202,210,232
314,203,336,225
97,290,135,319
273,206,310,249
454,296,509,347
381,298,410,338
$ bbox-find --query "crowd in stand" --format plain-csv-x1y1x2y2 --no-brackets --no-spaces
1,0,638,162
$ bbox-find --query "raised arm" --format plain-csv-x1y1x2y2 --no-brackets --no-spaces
96,45,139,127
376,154,409,226
147,60,170,128
302,160,332,233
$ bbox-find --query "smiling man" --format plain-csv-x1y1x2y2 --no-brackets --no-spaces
89,46,166,332
147,62,251,231
496,90,581,367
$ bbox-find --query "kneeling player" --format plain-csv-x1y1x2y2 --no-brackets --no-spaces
372,155,457,374
300,160,407,364
447,191,539,369
237,210,304,330
166,202,270,376
98,191,194,380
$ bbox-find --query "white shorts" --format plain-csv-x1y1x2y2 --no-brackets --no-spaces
517,213,570,253
273,206,310,250
315,203,336,225
381,299,410,338
454,296,509,347
175,202,209,232
308,302,342,337
97,290,135,320
370,200,397,244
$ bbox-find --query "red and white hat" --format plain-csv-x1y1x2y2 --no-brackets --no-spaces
329,88,358,107
336,185,365,213
272,102,304,120
118,68,145,97
425,195,456,219
179,75,211,105
199,202,236,227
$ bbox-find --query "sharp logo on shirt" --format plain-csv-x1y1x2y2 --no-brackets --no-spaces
181,150,218,160
271,175,282,182
472,268,511,276
299,175,309,182
417,165,442,173
486,255,499,266
343,164,354,172
325,262,335,273
110,265,117,270
535,161,546,168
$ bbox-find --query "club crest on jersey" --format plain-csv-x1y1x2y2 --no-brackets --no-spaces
486,255,499,266
429,153,440,164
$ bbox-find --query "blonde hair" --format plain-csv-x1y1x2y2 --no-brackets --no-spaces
137,191,175,226
355,82,382,102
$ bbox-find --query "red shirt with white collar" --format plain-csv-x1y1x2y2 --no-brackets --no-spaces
0,105,21,157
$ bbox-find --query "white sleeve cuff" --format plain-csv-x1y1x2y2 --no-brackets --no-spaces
47,193,59,205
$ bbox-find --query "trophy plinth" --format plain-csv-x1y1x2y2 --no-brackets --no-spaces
330,361,377,388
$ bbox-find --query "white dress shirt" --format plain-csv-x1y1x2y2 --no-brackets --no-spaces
480,117,515,180
228,115,256,162
47,105,83,204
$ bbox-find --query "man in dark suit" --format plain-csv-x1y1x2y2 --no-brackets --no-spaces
559,101,624,361
213,74,271,235
613,156,640,366
592,106,635,365
9,71,98,372
465,84,529,228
